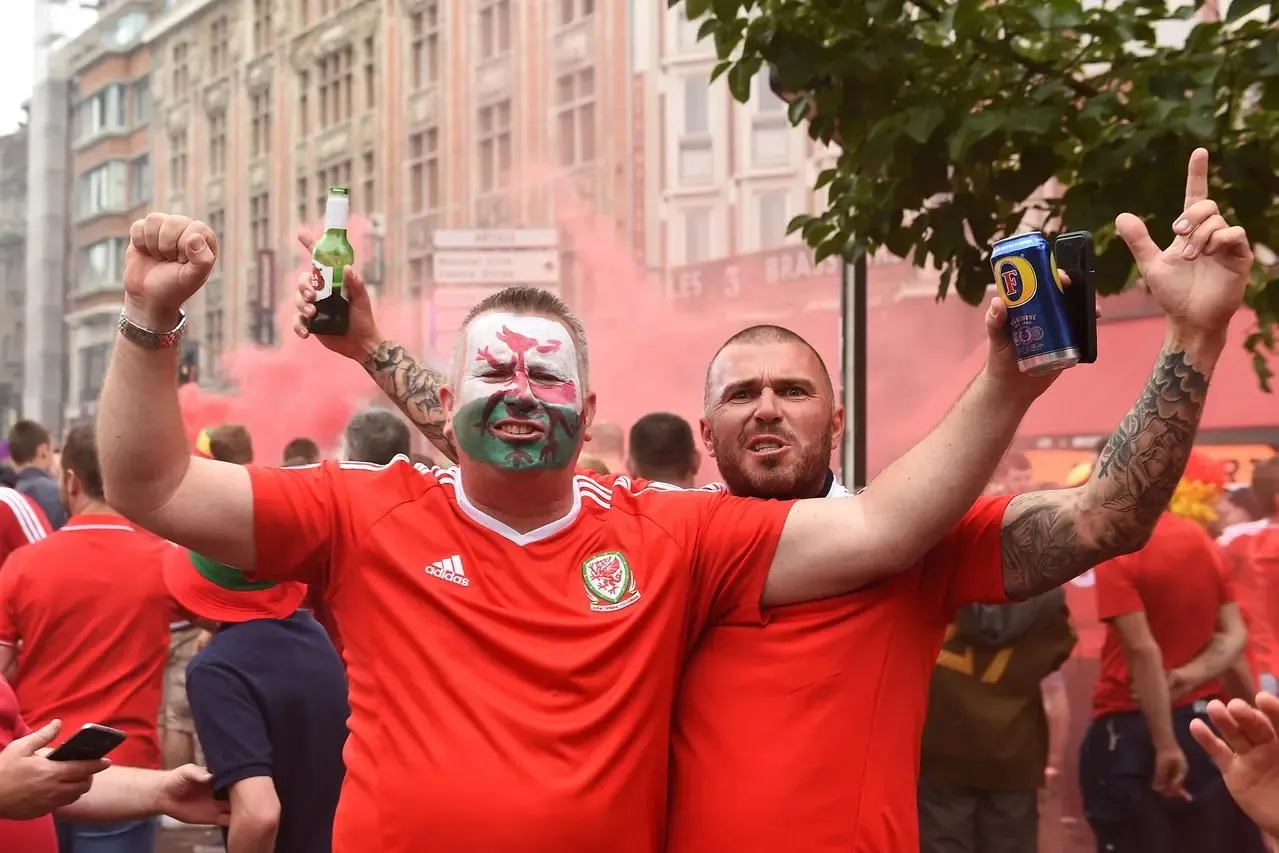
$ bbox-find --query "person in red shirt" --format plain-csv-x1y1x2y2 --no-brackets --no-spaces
0,676,228,851
1220,456,1279,695
100,189,1247,853
0,425,174,852
0,485,51,566
1080,512,1243,853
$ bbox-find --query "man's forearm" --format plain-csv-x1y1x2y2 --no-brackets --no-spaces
1179,629,1247,689
1129,647,1179,750
360,340,456,462
54,766,163,822
98,308,192,515
857,372,1030,567
1001,331,1219,599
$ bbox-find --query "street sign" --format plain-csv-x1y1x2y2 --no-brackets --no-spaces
432,249,561,285
432,229,559,250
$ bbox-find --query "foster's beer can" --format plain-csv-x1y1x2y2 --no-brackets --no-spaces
991,231,1094,375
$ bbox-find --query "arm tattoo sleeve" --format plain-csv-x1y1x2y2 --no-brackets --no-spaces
361,341,457,462
1001,348,1210,599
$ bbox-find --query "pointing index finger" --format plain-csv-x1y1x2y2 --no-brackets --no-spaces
1184,148,1210,211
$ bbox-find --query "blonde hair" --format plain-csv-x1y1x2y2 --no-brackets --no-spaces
451,286,590,387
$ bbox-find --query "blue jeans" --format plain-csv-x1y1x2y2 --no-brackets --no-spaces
55,818,156,853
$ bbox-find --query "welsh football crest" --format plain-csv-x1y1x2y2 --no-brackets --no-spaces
582,551,641,613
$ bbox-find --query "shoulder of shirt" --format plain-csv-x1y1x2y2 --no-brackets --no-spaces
1219,518,1271,547
572,473,728,512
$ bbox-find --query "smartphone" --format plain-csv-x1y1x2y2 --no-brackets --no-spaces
47,723,127,762
1053,231,1098,364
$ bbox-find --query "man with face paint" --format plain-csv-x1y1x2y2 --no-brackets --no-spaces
99,166,1249,853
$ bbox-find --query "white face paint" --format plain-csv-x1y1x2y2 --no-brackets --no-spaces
458,313,582,411
452,312,585,471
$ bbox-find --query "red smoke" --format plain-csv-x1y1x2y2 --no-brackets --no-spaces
180,168,982,479
179,213,419,463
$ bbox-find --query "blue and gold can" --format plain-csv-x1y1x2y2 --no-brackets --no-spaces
991,232,1080,375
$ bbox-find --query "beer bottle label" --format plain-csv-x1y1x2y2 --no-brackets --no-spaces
311,260,345,300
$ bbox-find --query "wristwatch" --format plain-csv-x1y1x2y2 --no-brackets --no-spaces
118,308,187,350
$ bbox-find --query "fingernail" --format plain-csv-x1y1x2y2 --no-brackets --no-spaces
1182,244,1197,259
1174,219,1189,233
190,236,207,252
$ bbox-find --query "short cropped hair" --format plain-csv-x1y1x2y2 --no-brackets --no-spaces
62,424,105,501
343,408,411,466
629,413,696,482
1253,456,1279,519
704,325,833,409
208,424,254,465
282,437,321,466
452,286,590,387
7,420,51,464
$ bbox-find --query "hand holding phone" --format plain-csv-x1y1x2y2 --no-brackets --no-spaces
47,724,127,762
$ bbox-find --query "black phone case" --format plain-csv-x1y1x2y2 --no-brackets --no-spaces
1053,231,1098,364
48,727,126,761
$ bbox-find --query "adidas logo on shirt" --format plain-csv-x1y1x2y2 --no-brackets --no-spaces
426,555,469,587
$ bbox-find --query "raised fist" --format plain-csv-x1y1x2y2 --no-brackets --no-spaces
124,213,219,327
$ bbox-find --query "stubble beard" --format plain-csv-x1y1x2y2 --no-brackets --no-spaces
713,431,833,500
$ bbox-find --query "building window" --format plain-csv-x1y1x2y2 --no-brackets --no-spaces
251,88,272,159
77,161,129,219
76,84,127,141
675,5,702,50
362,151,376,210
756,191,788,249
683,207,712,263
250,193,270,253
751,69,790,167
130,154,151,205
363,36,376,111
477,100,512,193
410,3,440,89
555,68,595,168
79,344,110,404
169,129,188,191
559,0,595,26
206,208,226,375
316,161,353,215
298,71,310,136
253,0,273,54
296,177,308,223
172,42,189,96
318,47,354,128
408,127,439,213
210,16,230,74
131,77,150,125
479,0,512,60
208,112,227,176
78,237,127,291
679,76,712,183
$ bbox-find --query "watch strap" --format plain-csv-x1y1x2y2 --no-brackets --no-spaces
118,308,187,350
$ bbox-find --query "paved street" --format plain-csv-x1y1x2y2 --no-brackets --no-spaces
157,826,224,853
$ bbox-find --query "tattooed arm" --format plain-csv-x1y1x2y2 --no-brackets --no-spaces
361,341,457,463
1000,335,1218,600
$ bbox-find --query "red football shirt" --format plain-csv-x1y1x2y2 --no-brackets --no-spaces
1220,520,1279,679
247,460,793,853
1093,513,1232,717
0,675,57,853
0,515,172,769
0,486,50,567
667,495,1013,853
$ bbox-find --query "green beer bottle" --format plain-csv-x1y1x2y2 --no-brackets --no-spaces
308,186,354,336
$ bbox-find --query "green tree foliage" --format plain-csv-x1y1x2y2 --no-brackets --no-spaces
675,0,1279,387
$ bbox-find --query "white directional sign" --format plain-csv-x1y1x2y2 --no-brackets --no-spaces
432,249,561,285
432,229,559,250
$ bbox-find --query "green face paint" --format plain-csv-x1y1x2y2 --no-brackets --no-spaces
453,313,585,472
453,397,583,471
